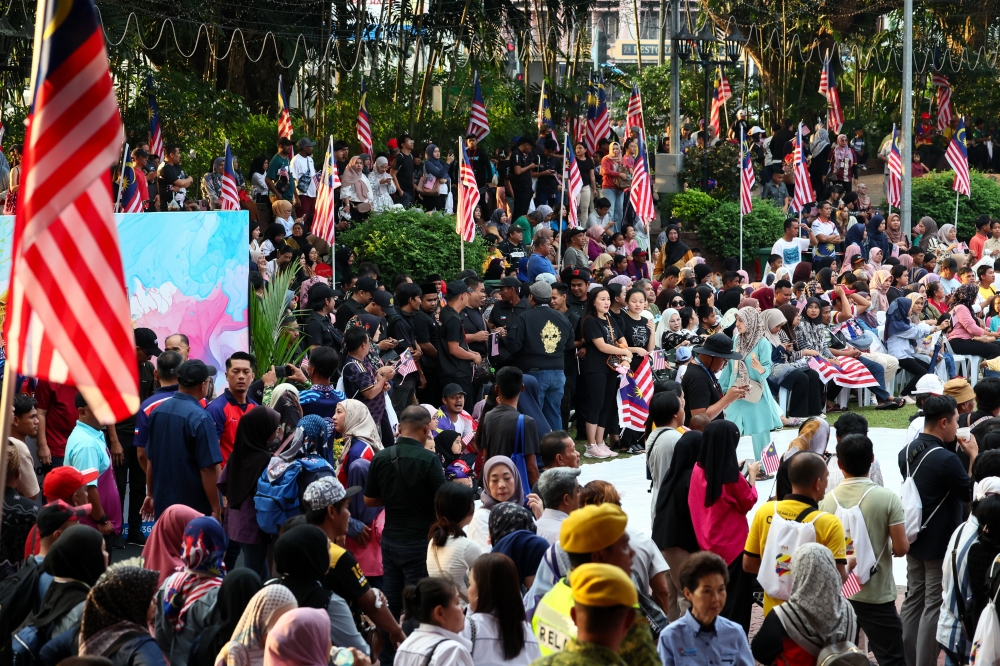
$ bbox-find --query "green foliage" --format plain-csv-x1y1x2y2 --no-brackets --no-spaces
911,172,1000,241
669,190,718,224
338,209,489,282
697,199,786,264
249,269,303,375
657,192,679,221
678,143,742,200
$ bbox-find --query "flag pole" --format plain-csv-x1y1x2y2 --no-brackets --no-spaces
458,137,465,272
114,142,129,214
739,130,744,272
720,66,730,136
955,190,960,228
328,135,336,288
557,132,569,270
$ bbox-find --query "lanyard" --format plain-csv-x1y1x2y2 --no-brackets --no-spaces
694,356,724,396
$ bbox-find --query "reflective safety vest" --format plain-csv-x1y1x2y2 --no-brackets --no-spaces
532,578,577,656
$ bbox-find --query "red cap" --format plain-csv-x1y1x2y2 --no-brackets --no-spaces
43,466,98,502
921,112,931,120
387,138,398,149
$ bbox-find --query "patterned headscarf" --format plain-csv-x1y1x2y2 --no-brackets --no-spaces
162,517,228,634
80,565,161,655
953,283,980,312
229,584,298,654
488,501,537,545
734,306,765,387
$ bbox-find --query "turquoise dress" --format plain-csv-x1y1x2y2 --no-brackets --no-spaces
719,336,783,460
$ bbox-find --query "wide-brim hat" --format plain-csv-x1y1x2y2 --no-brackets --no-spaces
692,333,743,360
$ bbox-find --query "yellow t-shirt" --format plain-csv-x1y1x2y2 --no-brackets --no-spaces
743,497,847,615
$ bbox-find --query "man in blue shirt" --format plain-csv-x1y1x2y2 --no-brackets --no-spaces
527,234,557,282
143,360,223,520
133,350,183,450
299,346,345,426
65,392,120,540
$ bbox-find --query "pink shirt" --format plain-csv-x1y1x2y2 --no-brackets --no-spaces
947,304,984,340
688,464,758,565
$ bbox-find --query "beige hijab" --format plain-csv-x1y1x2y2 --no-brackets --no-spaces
340,398,383,451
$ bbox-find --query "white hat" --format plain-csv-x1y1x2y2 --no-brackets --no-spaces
914,374,945,396
974,477,1000,501
750,126,765,135
535,273,556,284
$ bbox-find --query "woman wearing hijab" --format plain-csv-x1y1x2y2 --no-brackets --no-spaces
790,262,812,285
651,430,702,621
882,298,949,396
489,209,509,238
271,200,295,237
751,544,858,664
844,219,867,252
490,531,549,591
368,156,398,212
202,157,226,209
191,570,263,666
867,215,891,259
719,307,783,460
829,134,855,190
340,156,372,220
217,585,298,666
78,566,162,663
262,608,333,666
939,223,969,258
333,399,382,487
765,307,824,419
221,408,282,579
917,216,938,251
155,517,229,666
948,282,1000,359
419,144,451,212
809,127,831,195
869,269,892,313
143,505,203,586
272,524,368,652
750,286,775,310
657,224,692,274
658,308,693,351
687,420,759,633
346,458,385,585
773,418,832,500
259,223,286,260
885,212,909,253
585,225,605,262
466,456,537,549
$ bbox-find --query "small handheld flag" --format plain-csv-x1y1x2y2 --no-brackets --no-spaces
945,119,971,197
842,572,862,598
761,442,781,475
397,349,418,378
650,349,667,372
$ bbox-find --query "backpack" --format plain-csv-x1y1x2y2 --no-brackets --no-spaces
757,503,826,601
901,444,948,544
815,642,871,666
970,555,1000,666
830,485,880,585
254,455,335,534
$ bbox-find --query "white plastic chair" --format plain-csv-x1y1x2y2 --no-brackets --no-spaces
876,310,887,326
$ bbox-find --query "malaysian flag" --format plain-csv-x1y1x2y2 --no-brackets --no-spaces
842,572,862,597
633,356,654,400
761,441,781,475
592,72,611,147
650,349,667,372
220,140,240,211
457,141,479,242
807,356,879,388
119,160,144,213
312,136,341,245
397,348,418,377
585,73,599,155
277,75,293,140
4,0,138,423
627,84,644,135
933,53,953,131
570,95,586,145
466,71,490,141
564,132,583,228
629,132,656,223
886,124,902,208
818,56,844,134
791,124,814,212
357,76,372,156
740,126,755,216
617,371,649,431
946,119,971,197
537,79,554,131
709,72,732,135
147,75,163,159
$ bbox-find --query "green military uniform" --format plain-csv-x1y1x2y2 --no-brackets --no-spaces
530,638,628,666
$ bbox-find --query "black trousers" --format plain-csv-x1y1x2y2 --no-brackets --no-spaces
512,188,533,220
415,368,441,406
950,337,1000,360
850,599,906,666
113,430,145,533
774,368,825,417
581,371,618,429
722,555,753,634
898,357,930,395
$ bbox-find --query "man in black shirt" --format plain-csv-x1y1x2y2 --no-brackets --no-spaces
413,282,441,404
716,271,745,315
466,134,492,212
682,333,749,425
461,276,490,360
534,138,562,209
389,282,424,413
391,134,416,208
497,226,528,264
156,144,193,211
335,276,378,332
437,281,481,397
489,276,529,331
476,366,540,486
552,282,582,432
560,267,590,320
303,284,342,352
511,136,539,220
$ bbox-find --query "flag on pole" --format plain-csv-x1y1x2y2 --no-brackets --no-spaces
571,95,586,145
886,125,902,208
312,136,341,245
761,442,781,475
357,76,372,156
5,0,138,423
397,349,418,377
933,52,953,131
629,132,656,223
537,79,554,131
616,371,650,431
564,132,583,228
818,56,844,134
466,72,490,141
585,73,599,155
593,72,611,145
709,72,732,136
633,356,654,400
277,75,293,141
220,141,240,211
457,143,479,242
147,75,164,159
740,127,755,216
791,124,814,212
946,119,971,197
626,84,645,135
119,160,144,213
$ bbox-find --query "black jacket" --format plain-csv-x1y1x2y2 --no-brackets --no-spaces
505,305,573,371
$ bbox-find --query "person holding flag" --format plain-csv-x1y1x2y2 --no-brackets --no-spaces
311,136,341,247
120,147,149,213
219,141,240,212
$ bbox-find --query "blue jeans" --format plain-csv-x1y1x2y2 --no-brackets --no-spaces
858,356,890,401
601,188,623,227
528,369,565,434
381,536,429,665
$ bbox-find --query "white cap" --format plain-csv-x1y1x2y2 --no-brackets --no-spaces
975,477,1000,501
914,374,945,396
750,126,765,135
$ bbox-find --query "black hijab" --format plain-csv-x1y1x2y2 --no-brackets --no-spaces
225,407,282,507
697,420,741,507
191,569,263,666
274,525,332,610
802,297,825,325
681,287,698,309
262,222,286,246
651,430,702,550
35,525,107,627
435,430,462,467
817,267,835,292
663,224,690,265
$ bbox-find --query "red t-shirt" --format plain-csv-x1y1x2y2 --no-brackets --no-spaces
970,232,987,262
34,380,78,458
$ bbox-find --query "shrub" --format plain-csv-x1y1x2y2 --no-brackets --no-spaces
670,190,718,226
911,171,1000,240
678,143,741,200
338,209,488,282
697,199,786,264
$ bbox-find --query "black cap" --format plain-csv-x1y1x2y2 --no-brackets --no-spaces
564,267,590,284
177,359,218,387
297,137,317,149
566,227,585,239
692,333,744,360
420,282,440,296
308,283,336,306
372,290,393,309
134,328,163,356
516,136,535,147
355,276,378,294
442,383,465,397
37,500,91,537
499,276,521,288
445,280,470,299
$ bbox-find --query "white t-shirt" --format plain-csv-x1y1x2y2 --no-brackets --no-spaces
940,276,961,295
427,536,483,602
290,154,317,197
462,615,541,666
771,237,811,274
627,527,669,594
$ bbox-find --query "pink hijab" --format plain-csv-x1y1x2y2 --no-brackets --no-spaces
263,608,331,666
870,269,892,313
142,504,202,586
842,244,862,275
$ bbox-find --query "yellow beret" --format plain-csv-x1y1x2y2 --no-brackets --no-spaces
560,503,628,553
570,563,638,608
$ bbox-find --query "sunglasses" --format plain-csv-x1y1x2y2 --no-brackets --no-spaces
671,299,685,306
